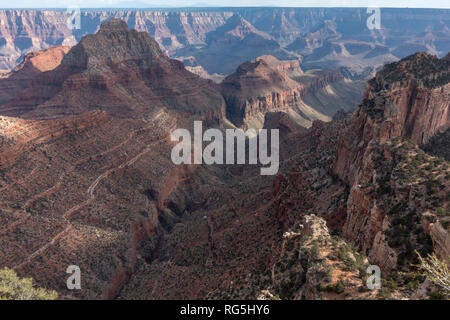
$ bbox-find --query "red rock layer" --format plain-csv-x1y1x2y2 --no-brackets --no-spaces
0,19,226,123
332,52,450,270
333,52,450,186
221,55,342,126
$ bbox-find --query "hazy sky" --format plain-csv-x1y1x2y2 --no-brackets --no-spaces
1,0,449,8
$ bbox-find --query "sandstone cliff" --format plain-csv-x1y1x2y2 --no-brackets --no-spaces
333,52,450,186
332,52,450,272
221,55,363,128
0,19,226,122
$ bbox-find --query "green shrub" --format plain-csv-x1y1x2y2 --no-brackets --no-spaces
0,268,57,300
334,280,345,294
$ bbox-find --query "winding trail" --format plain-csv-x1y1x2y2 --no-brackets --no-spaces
0,210,31,237
15,225,72,270
12,112,176,271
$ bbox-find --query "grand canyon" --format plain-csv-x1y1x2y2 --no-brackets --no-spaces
0,6,449,301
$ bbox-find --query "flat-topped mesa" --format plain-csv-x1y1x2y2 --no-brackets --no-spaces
221,57,302,126
255,55,303,77
223,58,298,96
333,52,450,186
329,52,450,273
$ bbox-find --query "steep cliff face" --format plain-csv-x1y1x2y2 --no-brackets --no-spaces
0,19,226,122
332,52,450,272
1,14,449,300
0,10,77,71
0,9,230,70
333,52,450,186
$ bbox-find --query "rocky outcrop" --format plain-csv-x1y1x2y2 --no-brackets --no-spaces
422,213,450,266
221,55,305,126
221,55,360,128
0,45,70,107
333,52,450,187
0,19,226,122
7,45,70,74
260,214,372,300
332,52,450,272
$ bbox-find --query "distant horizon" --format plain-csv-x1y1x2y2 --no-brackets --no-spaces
1,1,449,10
2,6,450,9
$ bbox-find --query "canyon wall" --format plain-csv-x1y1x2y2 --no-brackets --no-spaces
221,55,362,128
0,19,226,122
333,53,450,186
332,53,450,271
1,8,449,73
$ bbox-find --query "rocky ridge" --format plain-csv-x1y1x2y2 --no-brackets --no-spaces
332,53,450,272
0,19,226,122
